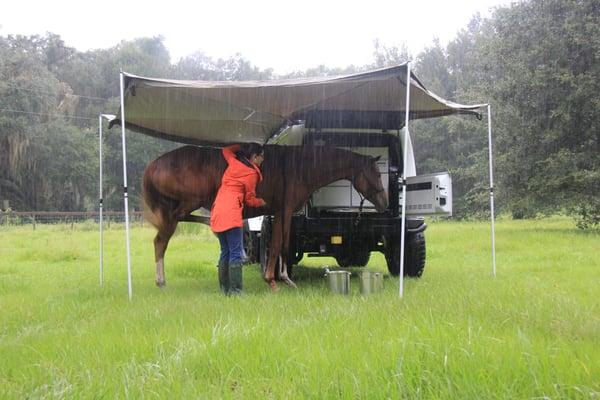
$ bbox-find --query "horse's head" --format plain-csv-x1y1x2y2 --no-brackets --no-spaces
352,155,388,213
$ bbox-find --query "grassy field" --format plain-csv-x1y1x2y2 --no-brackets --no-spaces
0,217,598,399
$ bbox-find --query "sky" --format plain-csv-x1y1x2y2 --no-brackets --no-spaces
1,0,513,74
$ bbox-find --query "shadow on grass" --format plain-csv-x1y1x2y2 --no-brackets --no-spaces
289,264,328,282
289,263,397,286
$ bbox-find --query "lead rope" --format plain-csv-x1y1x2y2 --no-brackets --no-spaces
354,195,366,227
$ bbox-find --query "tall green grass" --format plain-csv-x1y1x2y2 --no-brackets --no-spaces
0,217,598,399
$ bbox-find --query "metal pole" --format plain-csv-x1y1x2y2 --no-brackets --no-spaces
487,105,497,277
399,62,411,298
120,72,133,300
99,115,104,287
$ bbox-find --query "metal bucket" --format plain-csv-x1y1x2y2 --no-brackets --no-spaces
359,271,383,295
324,270,351,294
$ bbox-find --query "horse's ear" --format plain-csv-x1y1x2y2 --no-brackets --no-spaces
372,155,382,162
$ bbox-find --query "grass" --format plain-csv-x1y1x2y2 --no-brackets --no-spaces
0,217,598,399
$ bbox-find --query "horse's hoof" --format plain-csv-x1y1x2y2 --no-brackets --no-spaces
155,281,166,288
283,278,298,288
268,280,279,292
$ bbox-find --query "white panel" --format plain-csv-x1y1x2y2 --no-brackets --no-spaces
312,185,352,207
247,216,263,231
401,127,417,177
400,172,453,216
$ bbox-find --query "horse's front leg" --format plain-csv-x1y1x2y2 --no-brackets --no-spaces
278,206,297,288
264,212,283,292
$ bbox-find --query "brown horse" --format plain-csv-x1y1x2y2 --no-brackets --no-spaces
142,144,388,290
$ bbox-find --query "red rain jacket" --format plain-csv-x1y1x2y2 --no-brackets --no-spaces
210,145,265,233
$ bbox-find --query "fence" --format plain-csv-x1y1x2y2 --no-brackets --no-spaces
0,210,215,239
0,211,145,228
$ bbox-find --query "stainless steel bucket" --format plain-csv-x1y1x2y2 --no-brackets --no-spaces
359,271,383,295
325,270,351,294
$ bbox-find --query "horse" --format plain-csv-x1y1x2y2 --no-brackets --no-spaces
142,144,388,291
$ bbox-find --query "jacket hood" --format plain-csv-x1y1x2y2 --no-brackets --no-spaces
229,159,262,181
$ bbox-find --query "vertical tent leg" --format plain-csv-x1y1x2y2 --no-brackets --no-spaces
487,105,497,277
399,61,412,298
119,72,133,300
99,115,104,287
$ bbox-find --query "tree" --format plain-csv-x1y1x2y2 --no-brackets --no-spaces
482,0,600,224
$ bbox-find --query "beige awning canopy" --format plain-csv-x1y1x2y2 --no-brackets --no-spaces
110,63,486,145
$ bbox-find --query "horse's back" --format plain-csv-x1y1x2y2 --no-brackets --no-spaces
143,145,226,206
151,145,221,168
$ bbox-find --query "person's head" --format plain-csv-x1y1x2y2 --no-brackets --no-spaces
239,142,264,166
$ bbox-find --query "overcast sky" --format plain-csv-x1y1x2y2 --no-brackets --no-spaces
2,0,513,74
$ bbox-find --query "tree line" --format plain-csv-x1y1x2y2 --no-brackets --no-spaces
0,0,598,228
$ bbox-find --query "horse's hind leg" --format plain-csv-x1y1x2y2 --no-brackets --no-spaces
154,219,178,287
279,207,297,288
264,211,284,292
154,202,198,287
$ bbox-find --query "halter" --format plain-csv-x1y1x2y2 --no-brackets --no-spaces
352,171,385,200
354,195,366,227
352,168,385,227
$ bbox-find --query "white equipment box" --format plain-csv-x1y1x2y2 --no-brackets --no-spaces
402,172,453,216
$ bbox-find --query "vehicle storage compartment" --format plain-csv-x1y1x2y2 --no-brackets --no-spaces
251,126,451,278
402,172,453,216
311,147,389,209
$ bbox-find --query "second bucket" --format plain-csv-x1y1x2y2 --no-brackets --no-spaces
359,270,383,295
325,270,352,294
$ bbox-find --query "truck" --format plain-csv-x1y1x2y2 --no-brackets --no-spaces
243,121,452,278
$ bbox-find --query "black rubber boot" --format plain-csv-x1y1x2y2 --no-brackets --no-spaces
228,261,243,295
218,261,229,294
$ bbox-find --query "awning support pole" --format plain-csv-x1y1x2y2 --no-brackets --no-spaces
399,61,412,298
119,72,133,299
98,115,104,287
487,105,497,277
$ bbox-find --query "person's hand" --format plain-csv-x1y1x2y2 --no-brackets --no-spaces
258,199,267,207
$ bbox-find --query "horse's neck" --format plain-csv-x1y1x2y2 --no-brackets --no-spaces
304,149,358,189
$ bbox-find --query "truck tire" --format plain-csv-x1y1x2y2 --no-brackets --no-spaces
385,232,426,277
259,217,293,279
335,250,370,268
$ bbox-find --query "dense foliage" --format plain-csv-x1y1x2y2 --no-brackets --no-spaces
410,0,600,227
0,0,598,227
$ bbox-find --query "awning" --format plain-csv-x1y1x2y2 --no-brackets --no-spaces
110,63,486,145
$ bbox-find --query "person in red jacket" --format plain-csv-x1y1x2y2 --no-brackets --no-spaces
210,143,266,295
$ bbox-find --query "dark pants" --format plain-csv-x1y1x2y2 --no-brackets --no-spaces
216,227,243,265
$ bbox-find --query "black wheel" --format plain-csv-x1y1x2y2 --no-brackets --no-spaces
259,217,294,278
242,221,260,264
385,232,426,277
335,250,371,268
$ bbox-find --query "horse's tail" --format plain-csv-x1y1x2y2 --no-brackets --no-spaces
141,164,165,230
